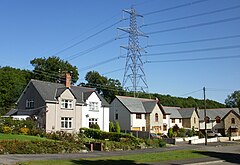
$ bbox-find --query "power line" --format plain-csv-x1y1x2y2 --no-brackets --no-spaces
180,89,202,96
142,5,240,27
78,56,123,71
143,44,240,57
102,68,125,75
146,34,240,47
146,55,240,63
143,0,209,16
146,16,240,35
54,19,124,56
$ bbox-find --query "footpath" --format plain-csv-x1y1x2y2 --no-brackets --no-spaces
0,141,239,165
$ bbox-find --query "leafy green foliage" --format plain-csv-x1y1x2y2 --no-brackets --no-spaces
89,123,100,130
225,90,240,108
115,122,120,133
109,122,115,132
81,71,125,102
0,66,32,115
168,128,174,138
31,56,79,84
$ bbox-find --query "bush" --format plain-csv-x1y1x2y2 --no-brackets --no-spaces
144,139,166,148
89,123,100,130
0,140,86,154
2,126,12,134
168,128,173,138
19,127,30,135
109,122,115,132
115,122,120,133
177,128,186,137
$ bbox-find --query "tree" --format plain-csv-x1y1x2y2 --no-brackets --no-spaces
115,122,121,133
109,121,115,132
31,56,79,84
82,71,125,102
0,66,32,115
225,90,240,108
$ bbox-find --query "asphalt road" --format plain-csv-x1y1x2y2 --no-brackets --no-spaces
0,141,239,165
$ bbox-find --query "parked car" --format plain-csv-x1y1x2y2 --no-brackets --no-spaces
207,130,222,137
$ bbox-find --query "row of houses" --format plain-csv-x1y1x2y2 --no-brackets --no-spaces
4,75,240,136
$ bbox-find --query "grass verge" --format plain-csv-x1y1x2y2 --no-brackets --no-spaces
23,150,207,165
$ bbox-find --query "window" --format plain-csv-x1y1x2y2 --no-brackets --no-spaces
142,127,145,131
61,99,73,109
194,117,196,124
61,117,72,129
216,116,221,123
136,114,142,119
26,99,34,109
89,118,98,127
89,102,99,111
115,113,118,120
163,125,167,131
179,119,182,123
163,115,166,119
155,113,159,122
231,118,235,124
205,116,210,123
172,119,175,123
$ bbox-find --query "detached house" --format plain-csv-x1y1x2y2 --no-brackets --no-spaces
198,108,240,136
7,73,109,133
110,96,165,134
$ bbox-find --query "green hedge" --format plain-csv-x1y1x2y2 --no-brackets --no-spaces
0,140,86,154
80,128,139,143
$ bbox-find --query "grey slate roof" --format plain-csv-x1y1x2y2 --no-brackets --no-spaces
28,79,109,107
178,108,196,118
115,96,157,113
198,108,239,120
163,106,182,118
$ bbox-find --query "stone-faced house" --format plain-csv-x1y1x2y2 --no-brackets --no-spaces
110,96,166,134
198,108,240,136
178,108,199,131
7,74,110,133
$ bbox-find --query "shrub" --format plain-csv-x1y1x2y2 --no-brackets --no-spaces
89,123,100,130
168,128,173,138
19,127,30,135
109,122,115,132
177,128,186,137
115,122,120,133
2,126,12,134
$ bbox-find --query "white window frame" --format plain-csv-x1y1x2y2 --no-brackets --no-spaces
89,102,99,111
61,99,73,109
61,117,72,129
26,99,34,108
89,118,98,127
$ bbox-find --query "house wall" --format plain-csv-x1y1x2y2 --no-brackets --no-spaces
149,105,163,133
163,114,170,134
46,89,81,133
169,118,182,128
131,113,146,131
110,98,131,131
223,112,240,136
82,92,109,132
17,82,45,111
191,111,199,130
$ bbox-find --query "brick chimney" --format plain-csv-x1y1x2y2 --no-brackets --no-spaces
65,73,71,88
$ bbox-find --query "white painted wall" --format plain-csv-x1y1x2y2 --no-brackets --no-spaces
110,98,131,131
82,92,109,132
169,118,183,128
163,114,170,134
131,113,146,131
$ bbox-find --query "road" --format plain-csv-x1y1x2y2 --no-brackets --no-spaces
0,141,239,165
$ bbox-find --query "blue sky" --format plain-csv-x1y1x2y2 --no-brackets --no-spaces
0,0,240,104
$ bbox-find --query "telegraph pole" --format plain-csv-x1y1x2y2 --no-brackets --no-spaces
118,7,148,97
203,87,207,145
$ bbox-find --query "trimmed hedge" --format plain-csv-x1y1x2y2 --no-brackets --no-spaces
80,128,139,143
0,140,86,154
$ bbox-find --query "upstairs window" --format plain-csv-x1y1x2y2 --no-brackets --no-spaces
26,99,34,109
155,113,159,122
163,115,166,119
89,102,99,111
194,117,196,124
205,116,210,123
216,116,221,123
115,113,118,120
231,118,235,124
61,99,73,109
136,114,142,119
179,119,182,123
172,119,175,123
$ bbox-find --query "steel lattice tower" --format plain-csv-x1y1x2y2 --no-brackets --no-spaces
119,7,148,97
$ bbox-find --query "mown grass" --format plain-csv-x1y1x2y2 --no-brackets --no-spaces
0,133,49,141
24,150,207,165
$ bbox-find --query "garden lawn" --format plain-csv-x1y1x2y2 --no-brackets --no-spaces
24,150,208,165
0,133,49,141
